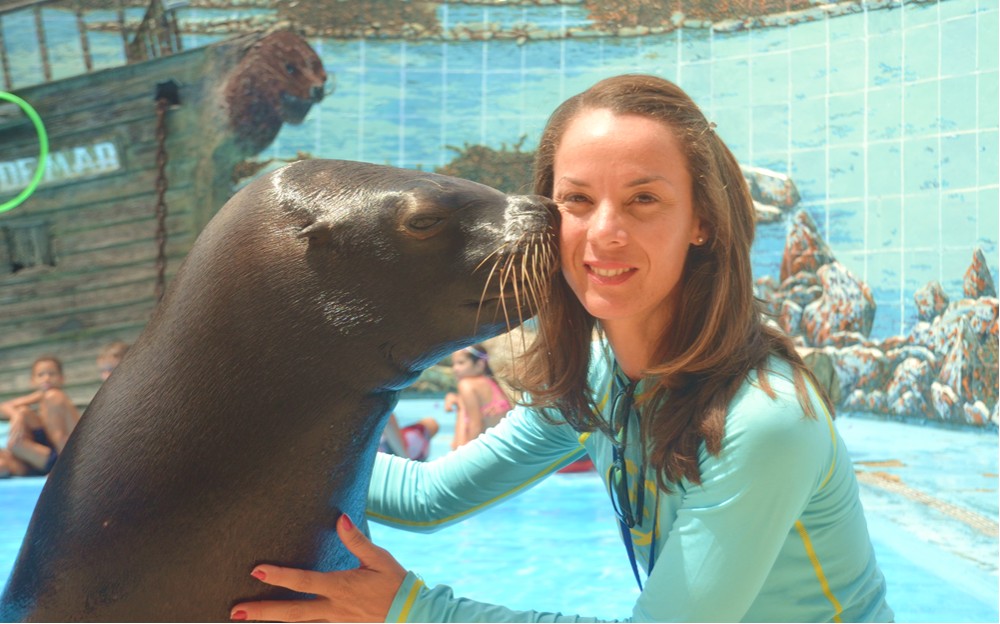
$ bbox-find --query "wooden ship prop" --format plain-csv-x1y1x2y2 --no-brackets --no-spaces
0,0,328,405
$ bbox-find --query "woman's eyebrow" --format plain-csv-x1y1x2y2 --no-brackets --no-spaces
555,176,588,187
626,175,668,187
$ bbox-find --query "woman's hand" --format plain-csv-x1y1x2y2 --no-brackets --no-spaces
230,514,407,622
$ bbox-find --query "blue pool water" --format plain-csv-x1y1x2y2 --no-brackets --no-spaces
2,398,997,621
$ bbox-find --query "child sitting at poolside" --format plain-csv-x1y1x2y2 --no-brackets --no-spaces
448,344,512,449
0,355,81,478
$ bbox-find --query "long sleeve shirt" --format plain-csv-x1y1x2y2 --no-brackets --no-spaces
367,341,893,622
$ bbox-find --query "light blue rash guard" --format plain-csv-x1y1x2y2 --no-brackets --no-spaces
367,341,893,622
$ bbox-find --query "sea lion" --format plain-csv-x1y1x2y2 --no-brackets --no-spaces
0,159,557,622
224,29,329,154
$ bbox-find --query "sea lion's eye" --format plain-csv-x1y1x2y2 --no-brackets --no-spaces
408,216,444,231
286,62,298,75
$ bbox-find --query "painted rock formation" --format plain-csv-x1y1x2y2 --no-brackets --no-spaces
758,209,998,427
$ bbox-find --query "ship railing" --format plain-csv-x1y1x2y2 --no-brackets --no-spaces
0,0,188,91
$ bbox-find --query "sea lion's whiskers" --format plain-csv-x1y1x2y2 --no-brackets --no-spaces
505,240,527,329
496,256,514,333
497,254,515,326
474,246,504,273
523,236,546,316
528,237,546,311
474,226,555,338
475,255,505,330
515,242,532,327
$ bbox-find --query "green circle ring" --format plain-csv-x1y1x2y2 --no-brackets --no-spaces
0,91,49,214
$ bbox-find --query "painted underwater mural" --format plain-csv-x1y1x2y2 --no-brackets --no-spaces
1,0,997,427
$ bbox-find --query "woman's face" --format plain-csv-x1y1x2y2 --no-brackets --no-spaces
553,109,705,339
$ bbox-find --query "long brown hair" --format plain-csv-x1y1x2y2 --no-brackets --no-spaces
516,74,832,490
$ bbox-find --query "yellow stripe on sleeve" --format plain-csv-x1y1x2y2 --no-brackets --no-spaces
794,520,843,623
396,578,425,622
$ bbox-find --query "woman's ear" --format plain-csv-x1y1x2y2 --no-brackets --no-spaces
691,218,710,246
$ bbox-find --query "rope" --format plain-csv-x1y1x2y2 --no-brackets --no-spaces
153,95,169,303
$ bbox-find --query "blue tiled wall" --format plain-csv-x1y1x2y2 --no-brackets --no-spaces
5,0,997,339
266,1,999,339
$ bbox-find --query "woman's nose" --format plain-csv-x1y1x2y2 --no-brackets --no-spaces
588,200,626,245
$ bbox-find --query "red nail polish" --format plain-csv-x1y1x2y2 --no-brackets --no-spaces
251,568,266,581
342,513,354,530
231,609,248,621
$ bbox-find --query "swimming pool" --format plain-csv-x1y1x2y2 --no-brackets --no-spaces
2,398,997,621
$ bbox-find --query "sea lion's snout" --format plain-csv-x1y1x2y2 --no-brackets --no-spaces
472,192,559,331
503,194,559,244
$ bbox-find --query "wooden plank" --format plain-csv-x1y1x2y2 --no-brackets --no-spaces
0,277,160,327
12,44,215,113
2,91,211,160
54,234,193,272
1,44,226,157
0,296,158,348
0,0,68,16
53,190,193,237
0,256,178,303
3,146,199,213
57,210,190,255
0,258,178,320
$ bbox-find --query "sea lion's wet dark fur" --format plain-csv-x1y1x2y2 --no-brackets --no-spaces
0,160,556,621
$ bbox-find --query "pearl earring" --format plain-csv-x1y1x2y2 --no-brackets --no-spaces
696,236,705,245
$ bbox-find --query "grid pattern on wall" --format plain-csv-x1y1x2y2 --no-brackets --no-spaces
3,1,997,337
0,2,865,338
270,0,998,339
675,0,1000,337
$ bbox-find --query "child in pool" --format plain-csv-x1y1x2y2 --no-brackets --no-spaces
380,414,441,462
447,344,512,449
0,355,81,478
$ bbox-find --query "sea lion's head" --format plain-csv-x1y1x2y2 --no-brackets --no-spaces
186,159,558,390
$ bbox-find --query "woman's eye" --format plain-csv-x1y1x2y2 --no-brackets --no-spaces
558,193,588,206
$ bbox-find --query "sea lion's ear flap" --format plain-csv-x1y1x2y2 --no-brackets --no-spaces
297,221,334,246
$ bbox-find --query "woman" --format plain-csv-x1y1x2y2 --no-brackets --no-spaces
447,344,513,449
230,74,892,622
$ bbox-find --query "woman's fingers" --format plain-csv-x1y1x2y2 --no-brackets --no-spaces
230,598,329,622
337,514,398,573
230,515,406,622
246,564,322,594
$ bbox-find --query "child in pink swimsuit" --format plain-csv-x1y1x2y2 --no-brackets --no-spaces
447,344,513,450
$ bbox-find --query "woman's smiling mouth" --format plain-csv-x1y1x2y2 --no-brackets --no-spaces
585,263,636,283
